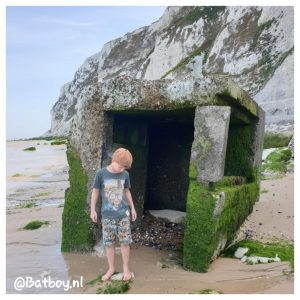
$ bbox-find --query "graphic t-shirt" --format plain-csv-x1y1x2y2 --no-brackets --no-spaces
93,167,131,219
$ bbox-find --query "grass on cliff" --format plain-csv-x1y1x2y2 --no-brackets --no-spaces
263,132,292,149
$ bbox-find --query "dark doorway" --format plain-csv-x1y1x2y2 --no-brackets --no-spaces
110,108,195,214
144,114,194,212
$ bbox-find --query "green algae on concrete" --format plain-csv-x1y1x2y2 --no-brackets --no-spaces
61,143,95,252
222,239,294,271
224,125,254,180
183,161,259,272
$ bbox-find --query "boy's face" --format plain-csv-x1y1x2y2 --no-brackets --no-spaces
112,161,126,173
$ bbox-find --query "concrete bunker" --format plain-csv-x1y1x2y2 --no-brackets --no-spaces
61,76,265,272
102,108,195,214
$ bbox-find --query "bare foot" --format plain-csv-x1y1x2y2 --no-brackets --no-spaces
101,268,115,282
122,271,132,281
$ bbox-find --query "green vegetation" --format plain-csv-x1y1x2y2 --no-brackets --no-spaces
171,6,226,28
23,220,49,230
18,202,37,208
222,239,294,270
184,123,259,272
266,148,292,163
263,132,292,149
225,125,254,180
256,47,294,91
86,274,131,294
249,18,276,51
23,147,36,151
262,147,292,174
86,275,103,286
197,289,223,294
98,281,130,294
161,47,209,79
31,192,50,198
51,140,67,145
260,189,269,194
183,168,259,272
27,135,67,141
61,143,95,252
213,176,246,189
12,173,23,177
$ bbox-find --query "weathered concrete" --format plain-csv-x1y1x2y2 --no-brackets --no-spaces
191,106,231,183
60,74,265,272
149,209,186,224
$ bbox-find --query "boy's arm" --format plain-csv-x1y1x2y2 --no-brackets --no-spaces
91,188,100,212
124,188,137,221
90,188,100,222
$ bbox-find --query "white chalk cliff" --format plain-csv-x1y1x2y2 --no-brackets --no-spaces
48,6,294,136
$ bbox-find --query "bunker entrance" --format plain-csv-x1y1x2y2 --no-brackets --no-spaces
108,108,195,216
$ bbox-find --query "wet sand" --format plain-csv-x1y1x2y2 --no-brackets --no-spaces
6,140,294,294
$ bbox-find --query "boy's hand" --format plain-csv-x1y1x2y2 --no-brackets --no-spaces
131,207,137,222
90,210,97,223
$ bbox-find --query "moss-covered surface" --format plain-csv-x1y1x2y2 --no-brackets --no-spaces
263,132,292,149
196,289,223,294
183,161,259,272
184,120,260,272
12,173,23,177
23,220,49,230
86,274,131,294
224,125,254,180
18,202,37,208
221,239,294,271
98,281,131,294
217,83,258,117
23,146,36,151
161,47,209,79
262,147,292,174
51,140,67,145
61,143,95,252
174,6,226,27
28,135,67,141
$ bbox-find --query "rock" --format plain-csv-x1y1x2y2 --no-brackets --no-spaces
110,272,134,281
48,7,294,137
148,209,186,224
40,270,51,278
234,247,249,259
241,255,281,264
262,148,277,161
288,136,294,158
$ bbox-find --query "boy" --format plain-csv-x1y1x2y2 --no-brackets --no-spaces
90,148,137,282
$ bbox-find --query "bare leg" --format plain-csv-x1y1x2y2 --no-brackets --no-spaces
102,245,115,281
120,244,131,280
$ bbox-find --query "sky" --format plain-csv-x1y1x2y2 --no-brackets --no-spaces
6,6,166,139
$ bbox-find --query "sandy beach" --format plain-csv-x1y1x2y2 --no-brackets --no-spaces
6,140,294,294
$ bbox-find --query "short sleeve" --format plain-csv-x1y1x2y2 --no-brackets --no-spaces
93,171,103,189
124,171,131,188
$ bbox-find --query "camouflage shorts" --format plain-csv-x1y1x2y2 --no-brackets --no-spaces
101,217,132,247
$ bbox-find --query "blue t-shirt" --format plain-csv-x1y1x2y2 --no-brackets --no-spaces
93,167,131,219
